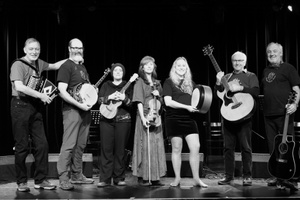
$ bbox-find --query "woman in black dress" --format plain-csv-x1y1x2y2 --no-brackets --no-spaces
163,57,208,188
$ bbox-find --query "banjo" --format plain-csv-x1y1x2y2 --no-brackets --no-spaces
71,68,110,106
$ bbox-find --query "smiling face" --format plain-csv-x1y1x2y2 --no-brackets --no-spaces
143,61,155,74
174,58,187,77
23,41,40,62
266,43,283,65
231,53,246,72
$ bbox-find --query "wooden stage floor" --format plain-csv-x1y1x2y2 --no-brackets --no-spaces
0,170,299,199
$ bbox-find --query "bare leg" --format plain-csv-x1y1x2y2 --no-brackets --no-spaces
170,137,182,186
186,134,208,188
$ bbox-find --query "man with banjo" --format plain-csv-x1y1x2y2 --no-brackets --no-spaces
56,38,95,190
214,51,259,186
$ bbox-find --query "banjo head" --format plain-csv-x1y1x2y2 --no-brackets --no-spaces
78,83,98,106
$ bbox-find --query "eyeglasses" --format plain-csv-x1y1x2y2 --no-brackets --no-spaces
232,60,244,62
70,46,84,50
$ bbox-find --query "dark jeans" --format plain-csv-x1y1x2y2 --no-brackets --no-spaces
222,118,253,178
264,114,295,154
10,97,49,184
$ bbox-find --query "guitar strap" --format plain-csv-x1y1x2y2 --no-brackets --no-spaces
12,58,40,76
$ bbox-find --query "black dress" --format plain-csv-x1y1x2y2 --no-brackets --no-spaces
162,78,198,137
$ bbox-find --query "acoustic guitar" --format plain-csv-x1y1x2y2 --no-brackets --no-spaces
99,73,138,119
268,91,297,180
203,44,255,122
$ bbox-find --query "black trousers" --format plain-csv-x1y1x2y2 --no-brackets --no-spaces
99,121,131,184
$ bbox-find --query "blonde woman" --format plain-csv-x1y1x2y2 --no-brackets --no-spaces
163,57,208,188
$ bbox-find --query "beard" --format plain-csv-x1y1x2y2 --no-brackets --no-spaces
71,52,84,64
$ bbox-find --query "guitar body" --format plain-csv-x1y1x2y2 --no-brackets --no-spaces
99,73,139,119
99,101,122,119
268,134,296,180
74,83,98,106
217,90,255,122
292,135,300,178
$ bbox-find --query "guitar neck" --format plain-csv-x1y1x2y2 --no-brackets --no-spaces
94,72,109,88
120,81,132,93
208,54,231,91
282,113,290,143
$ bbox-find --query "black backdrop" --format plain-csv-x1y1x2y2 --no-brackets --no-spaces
1,0,300,156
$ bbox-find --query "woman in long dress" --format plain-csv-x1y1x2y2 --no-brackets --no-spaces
131,56,166,186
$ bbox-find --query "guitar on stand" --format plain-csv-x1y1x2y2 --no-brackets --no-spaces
203,44,255,122
99,73,139,119
146,82,162,128
268,91,297,180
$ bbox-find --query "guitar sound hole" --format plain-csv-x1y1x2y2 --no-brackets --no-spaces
278,143,288,154
232,102,242,109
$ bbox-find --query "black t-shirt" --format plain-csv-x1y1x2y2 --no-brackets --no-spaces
262,62,300,116
57,59,90,90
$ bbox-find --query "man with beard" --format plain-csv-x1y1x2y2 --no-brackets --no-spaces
56,38,94,190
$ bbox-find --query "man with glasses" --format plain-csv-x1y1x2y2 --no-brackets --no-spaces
215,51,259,186
56,38,94,190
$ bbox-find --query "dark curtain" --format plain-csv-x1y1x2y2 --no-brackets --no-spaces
2,1,300,156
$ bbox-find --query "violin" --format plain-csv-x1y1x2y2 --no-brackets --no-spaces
146,82,161,127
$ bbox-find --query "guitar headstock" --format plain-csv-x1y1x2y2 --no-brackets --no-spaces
129,73,139,82
287,91,297,105
104,68,111,74
203,44,214,56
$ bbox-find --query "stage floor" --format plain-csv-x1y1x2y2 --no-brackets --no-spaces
0,170,299,199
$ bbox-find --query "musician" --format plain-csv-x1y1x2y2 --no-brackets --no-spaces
163,56,208,188
97,63,133,187
56,38,94,190
215,51,259,186
261,42,300,191
10,37,66,192
131,56,166,186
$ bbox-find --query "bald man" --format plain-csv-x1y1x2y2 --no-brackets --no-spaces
56,38,94,190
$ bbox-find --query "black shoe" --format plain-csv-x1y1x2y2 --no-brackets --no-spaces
267,177,277,186
281,180,298,191
151,180,164,186
218,177,234,185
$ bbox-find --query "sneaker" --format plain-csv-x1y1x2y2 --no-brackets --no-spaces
97,182,110,187
70,174,94,184
114,181,127,186
59,180,74,190
218,177,234,185
243,177,252,186
17,182,30,192
34,179,56,190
